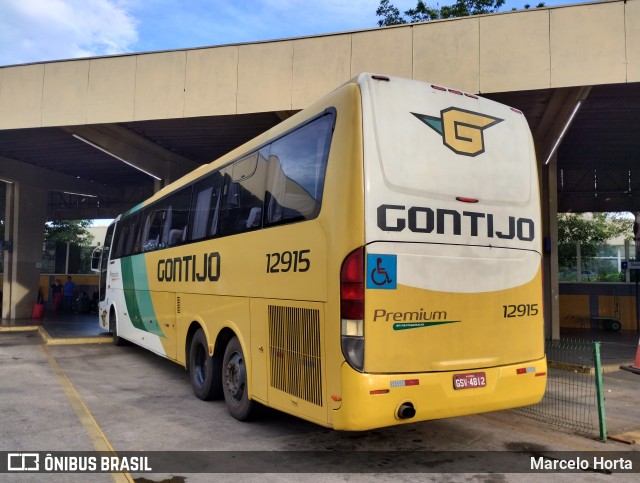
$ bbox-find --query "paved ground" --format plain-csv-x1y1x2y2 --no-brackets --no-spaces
0,314,639,482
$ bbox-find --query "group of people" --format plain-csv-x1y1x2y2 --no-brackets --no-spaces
50,276,98,314
50,276,76,313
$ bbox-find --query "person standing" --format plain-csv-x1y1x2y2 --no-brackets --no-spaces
63,276,76,313
51,279,63,313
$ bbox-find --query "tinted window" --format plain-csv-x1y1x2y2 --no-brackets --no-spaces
140,206,166,252
111,112,334,257
112,212,142,259
162,188,192,247
265,113,333,226
218,152,267,237
189,172,224,241
99,222,115,301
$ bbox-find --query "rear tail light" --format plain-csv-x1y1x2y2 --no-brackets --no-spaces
340,247,365,371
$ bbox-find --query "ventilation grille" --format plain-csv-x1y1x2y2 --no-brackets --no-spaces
176,296,181,314
269,305,322,406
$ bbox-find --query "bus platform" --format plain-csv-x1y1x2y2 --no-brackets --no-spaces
0,312,637,369
560,328,639,372
0,310,109,344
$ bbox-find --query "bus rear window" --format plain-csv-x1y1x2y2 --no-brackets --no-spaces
368,81,532,205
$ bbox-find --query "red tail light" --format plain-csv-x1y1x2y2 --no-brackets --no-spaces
341,247,365,371
341,248,364,320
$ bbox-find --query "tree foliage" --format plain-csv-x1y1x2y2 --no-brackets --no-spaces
377,0,506,26
44,220,94,247
557,213,632,269
377,0,545,26
376,0,408,26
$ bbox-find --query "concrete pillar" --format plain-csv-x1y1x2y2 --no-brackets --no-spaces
625,239,630,283
541,154,560,340
2,183,14,320
3,182,48,319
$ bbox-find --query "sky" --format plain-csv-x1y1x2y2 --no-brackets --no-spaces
0,0,579,67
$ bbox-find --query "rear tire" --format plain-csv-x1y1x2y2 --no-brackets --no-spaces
222,336,255,421
109,310,125,346
189,329,220,400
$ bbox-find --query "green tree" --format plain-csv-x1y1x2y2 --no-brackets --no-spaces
44,220,94,247
377,0,544,26
516,3,546,11
376,0,407,26
557,213,632,270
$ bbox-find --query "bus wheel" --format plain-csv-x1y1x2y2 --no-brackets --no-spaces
109,310,125,346
222,336,254,421
189,329,218,400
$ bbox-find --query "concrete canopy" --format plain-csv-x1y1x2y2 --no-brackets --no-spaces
0,0,638,219
0,0,639,322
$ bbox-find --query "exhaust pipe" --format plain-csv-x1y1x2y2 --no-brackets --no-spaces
397,402,416,420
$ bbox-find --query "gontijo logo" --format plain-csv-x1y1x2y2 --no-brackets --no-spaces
412,108,503,157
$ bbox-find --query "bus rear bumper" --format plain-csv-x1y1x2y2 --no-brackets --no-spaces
332,357,547,431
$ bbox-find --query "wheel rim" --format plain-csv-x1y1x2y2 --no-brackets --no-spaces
194,344,207,388
225,352,246,403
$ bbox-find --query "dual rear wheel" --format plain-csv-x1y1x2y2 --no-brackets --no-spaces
189,329,255,421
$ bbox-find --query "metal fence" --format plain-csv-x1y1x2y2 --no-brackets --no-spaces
512,339,606,441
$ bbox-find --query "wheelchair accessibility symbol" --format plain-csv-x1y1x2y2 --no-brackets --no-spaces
367,254,397,290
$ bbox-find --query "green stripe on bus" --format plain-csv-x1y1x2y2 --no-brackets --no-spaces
392,321,460,331
121,256,166,338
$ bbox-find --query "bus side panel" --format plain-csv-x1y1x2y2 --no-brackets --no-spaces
312,84,365,424
250,299,328,426
107,255,176,359
177,293,252,374
148,290,177,360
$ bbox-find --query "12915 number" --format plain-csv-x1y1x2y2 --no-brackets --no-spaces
502,304,539,318
266,249,311,273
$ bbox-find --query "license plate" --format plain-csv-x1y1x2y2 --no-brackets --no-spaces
453,372,487,390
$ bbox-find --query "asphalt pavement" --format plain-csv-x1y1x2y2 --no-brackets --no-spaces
1,312,639,482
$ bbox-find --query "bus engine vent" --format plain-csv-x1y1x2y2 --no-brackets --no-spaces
268,305,323,406
176,296,181,314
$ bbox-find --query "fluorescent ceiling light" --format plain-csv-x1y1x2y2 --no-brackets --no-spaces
72,134,162,180
545,101,582,165
62,191,98,198
0,177,14,184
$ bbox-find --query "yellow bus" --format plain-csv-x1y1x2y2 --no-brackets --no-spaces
93,73,546,430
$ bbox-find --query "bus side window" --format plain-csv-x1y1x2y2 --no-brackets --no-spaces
141,208,164,252
189,172,224,241
265,112,334,226
163,187,192,247
218,153,266,237
112,221,126,259
124,212,141,256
